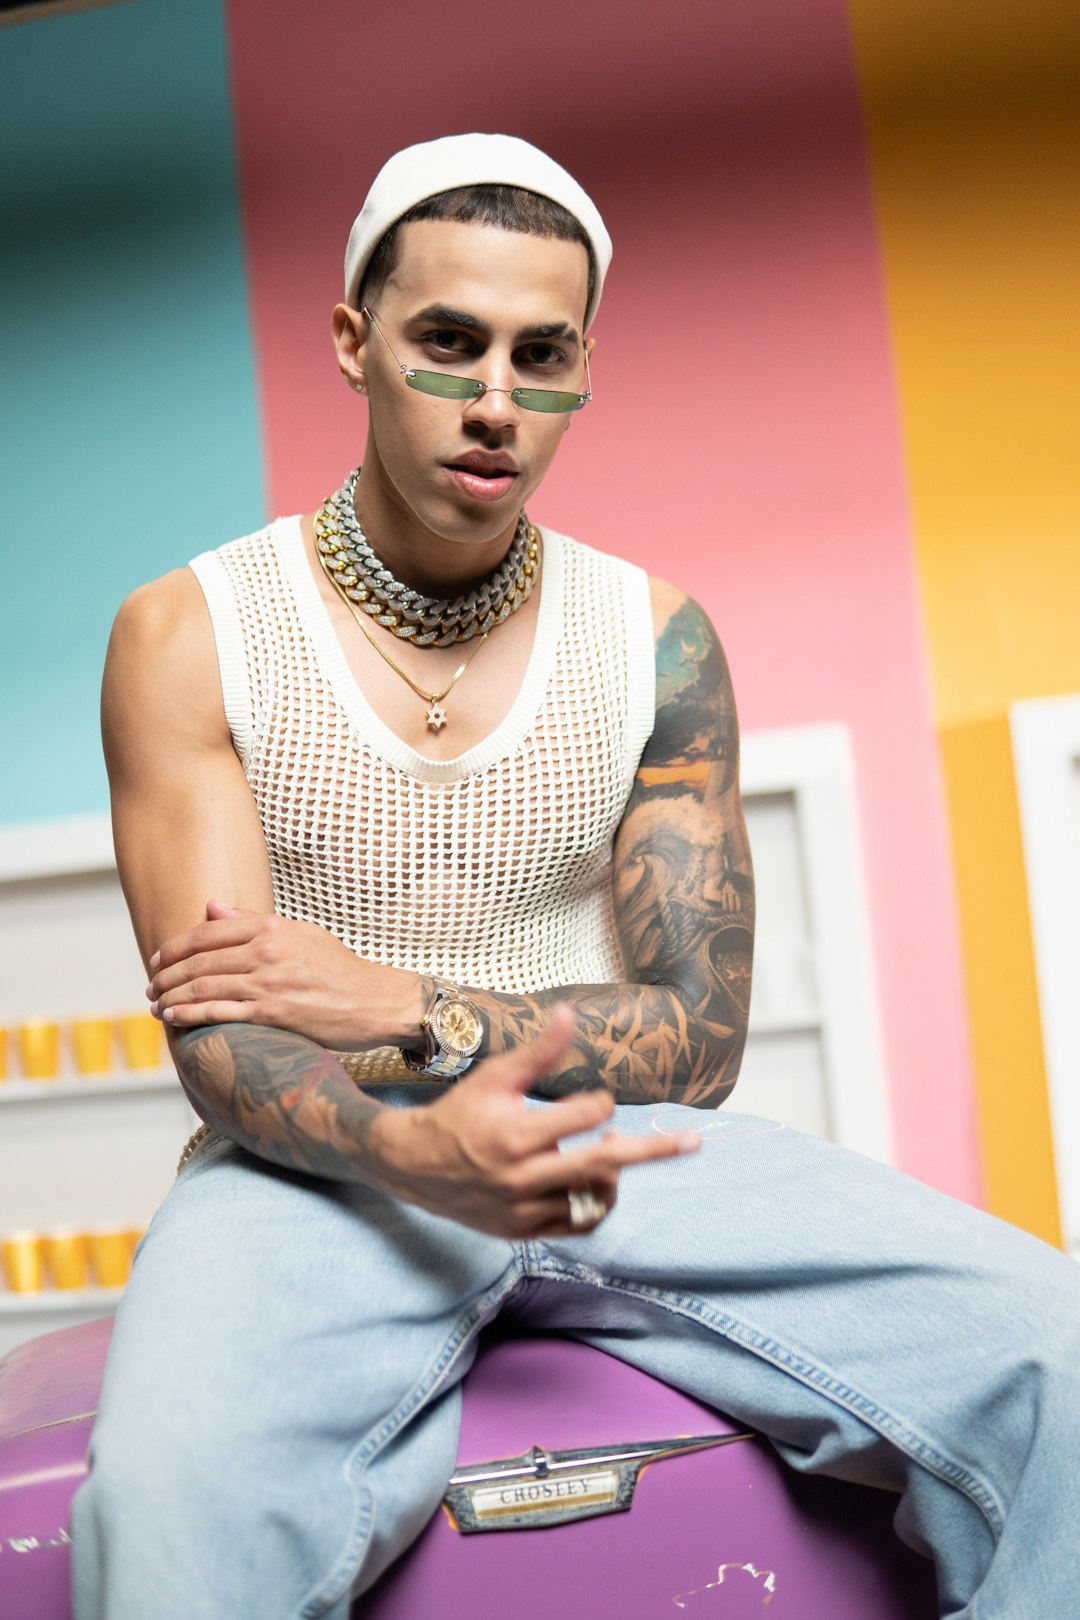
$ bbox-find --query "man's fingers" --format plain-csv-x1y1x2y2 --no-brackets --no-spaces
152,976,257,1015
512,1087,616,1153
161,999,256,1029
492,1131,698,1204
510,1190,616,1238
205,898,257,920
522,1130,699,1196
149,951,259,1000
152,917,261,972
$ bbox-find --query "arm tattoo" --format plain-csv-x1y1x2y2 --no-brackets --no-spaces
469,597,754,1109
171,1023,385,1179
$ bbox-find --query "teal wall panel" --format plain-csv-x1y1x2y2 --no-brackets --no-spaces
0,0,265,824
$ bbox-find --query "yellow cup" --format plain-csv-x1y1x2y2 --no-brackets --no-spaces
118,1013,164,1072
88,1228,134,1289
2,1232,44,1293
0,1024,8,1081
71,1017,114,1076
18,1020,60,1080
42,1230,90,1290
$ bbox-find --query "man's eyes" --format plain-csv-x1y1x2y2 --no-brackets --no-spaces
418,332,570,371
423,329,471,357
517,343,568,370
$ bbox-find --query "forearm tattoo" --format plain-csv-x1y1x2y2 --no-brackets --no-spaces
470,598,754,1108
171,1024,384,1178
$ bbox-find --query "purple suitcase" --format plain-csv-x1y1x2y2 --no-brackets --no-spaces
0,1319,937,1619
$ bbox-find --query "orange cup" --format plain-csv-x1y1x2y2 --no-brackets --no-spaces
2,1232,44,1293
0,1024,8,1081
71,1017,114,1076
88,1228,134,1288
18,1020,60,1080
42,1230,90,1290
118,1013,164,1072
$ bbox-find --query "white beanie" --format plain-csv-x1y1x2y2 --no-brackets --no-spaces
344,132,612,330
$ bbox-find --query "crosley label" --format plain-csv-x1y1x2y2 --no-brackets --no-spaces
468,1467,620,1521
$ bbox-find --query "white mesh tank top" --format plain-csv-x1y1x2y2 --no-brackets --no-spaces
189,517,655,1012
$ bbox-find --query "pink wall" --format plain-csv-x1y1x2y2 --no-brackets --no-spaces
225,0,981,1200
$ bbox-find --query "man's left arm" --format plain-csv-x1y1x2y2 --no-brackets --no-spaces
469,581,754,1107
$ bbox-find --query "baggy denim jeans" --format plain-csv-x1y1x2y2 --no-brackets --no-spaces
70,1100,1080,1620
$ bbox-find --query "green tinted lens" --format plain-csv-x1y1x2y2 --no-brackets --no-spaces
404,369,588,413
405,369,484,401
511,389,589,414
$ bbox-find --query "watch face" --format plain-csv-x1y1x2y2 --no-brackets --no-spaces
433,998,483,1057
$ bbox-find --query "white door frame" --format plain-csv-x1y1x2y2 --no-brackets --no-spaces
1010,695,1080,1257
742,724,892,1164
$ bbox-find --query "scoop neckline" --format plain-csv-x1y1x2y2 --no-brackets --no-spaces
276,514,567,782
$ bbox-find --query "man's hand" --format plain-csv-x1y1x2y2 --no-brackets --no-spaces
147,900,419,1051
368,1007,701,1238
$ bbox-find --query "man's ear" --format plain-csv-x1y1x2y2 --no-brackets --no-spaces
332,303,369,394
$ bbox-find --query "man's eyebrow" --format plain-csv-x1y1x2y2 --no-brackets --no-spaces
408,305,581,347
516,321,581,347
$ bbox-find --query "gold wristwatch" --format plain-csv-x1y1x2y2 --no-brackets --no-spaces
403,979,485,1080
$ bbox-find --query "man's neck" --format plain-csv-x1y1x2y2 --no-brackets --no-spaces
351,460,521,597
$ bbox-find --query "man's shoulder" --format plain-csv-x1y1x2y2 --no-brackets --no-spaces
646,574,695,634
117,514,290,621
542,531,715,669
104,568,226,750
112,567,206,646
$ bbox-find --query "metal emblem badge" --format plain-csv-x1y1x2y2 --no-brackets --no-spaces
444,1431,756,1534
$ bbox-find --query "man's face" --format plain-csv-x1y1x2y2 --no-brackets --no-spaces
354,218,592,550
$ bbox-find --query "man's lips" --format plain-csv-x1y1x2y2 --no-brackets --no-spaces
444,454,519,502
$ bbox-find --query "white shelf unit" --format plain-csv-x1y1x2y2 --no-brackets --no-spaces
0,819,198,1356
0,727,891,1353
0,1070,179,1105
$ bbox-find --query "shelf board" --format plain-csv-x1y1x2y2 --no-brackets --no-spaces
746,1015,822,1038
0,1285,124,1315
0,813,114,882
0,1069,178,1103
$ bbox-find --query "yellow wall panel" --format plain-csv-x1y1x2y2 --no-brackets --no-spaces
847,2,1080,727
849,0,1079,1238
939,718,1062,1245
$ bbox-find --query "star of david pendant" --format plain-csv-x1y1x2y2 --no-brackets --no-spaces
426,702,447,731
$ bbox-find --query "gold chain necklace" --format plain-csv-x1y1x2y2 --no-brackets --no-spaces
313,494,536,731
350,607,489,731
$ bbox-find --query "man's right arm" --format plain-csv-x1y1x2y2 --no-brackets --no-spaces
102,568,389,1173
103,571,697,1235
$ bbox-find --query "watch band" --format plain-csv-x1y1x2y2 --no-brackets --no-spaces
416,1046,474,1081
402,979,485,1080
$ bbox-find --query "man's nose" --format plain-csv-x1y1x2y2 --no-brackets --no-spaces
462,363,520,431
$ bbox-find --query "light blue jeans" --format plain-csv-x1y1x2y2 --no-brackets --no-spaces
71,1099,1080,1620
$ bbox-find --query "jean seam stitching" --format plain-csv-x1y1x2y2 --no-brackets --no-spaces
297,1255,525,1616
528,1257,1007,1542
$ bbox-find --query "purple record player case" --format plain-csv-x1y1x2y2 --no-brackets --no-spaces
0,1319,937,1619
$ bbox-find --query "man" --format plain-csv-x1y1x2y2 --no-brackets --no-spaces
73,134,1078,1619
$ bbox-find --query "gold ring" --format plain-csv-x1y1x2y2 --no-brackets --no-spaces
567,1189,606,1229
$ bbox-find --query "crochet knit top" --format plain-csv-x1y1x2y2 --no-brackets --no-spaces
188,516,656,1076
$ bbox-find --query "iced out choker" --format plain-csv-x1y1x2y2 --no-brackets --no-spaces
315,466,539,647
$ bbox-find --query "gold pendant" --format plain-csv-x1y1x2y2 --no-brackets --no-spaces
426,702,448,731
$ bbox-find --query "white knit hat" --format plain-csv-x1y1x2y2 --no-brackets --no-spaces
344,133,612,330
